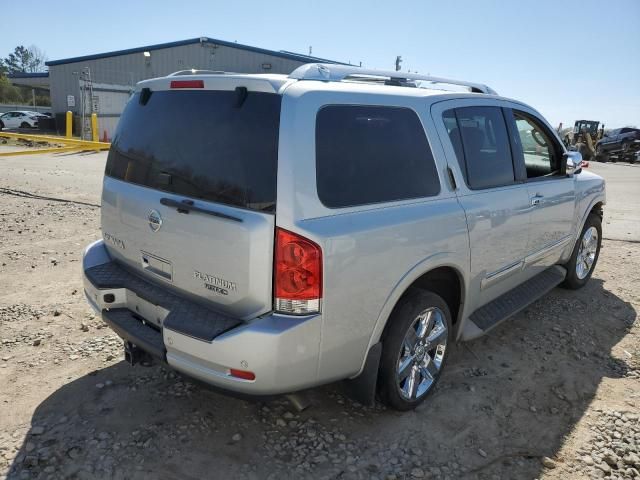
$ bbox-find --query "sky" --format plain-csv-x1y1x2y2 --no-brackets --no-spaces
1,0,638,128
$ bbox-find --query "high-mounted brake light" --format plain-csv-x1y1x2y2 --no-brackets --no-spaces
170,80,204,89
274,228,322,315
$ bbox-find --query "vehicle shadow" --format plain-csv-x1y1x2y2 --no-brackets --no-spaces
6,277,636,480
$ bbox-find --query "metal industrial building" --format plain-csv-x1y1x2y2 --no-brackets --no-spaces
45,37,345,139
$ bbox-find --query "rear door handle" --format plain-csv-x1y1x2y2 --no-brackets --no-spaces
531,194,544,206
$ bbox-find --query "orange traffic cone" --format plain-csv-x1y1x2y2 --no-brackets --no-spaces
101,130,108,143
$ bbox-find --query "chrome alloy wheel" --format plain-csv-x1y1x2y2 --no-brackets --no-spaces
576,226,598,280
397,307,448,400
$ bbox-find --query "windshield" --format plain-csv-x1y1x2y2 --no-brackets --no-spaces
105,89,281,213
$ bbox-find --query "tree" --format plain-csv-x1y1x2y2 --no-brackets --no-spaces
27,45,47,72
0,75,25,103
3,46,32,73
0,45,49,104
3,45,48,74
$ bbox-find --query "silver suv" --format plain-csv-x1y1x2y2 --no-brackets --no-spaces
83,64,606,411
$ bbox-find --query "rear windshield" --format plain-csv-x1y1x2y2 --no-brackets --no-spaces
105,89,281,212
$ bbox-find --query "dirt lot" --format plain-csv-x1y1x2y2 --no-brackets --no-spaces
0,148,638,480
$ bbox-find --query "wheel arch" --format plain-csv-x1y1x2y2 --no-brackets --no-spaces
572,175,606,239
387,266,464,332
576,198,605,241
368,259,468,350
590,201,604,220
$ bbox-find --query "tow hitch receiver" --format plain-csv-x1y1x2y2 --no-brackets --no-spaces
124,341,152,366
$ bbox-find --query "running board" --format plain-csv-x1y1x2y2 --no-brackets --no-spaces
469,266,566,333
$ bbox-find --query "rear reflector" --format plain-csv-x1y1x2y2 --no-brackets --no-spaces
274,228,322,315
229,368,256,381
170,80,204,89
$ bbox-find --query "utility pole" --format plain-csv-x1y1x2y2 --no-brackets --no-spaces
309,46,312,56
395,56,402,71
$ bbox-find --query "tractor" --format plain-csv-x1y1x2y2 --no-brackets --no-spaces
562,120,604,161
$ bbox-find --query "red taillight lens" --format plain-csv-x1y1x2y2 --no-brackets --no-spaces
170,80,204,89
229,368,255,381
274,228,322,314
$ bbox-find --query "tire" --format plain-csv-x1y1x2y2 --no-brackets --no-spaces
20,122,30,128
378,289,452,411
575,143,591,161
596,144,608,162
621,141,630,154
0,120,4,130
562,213,602,290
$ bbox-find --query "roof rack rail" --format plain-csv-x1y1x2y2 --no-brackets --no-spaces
168,69,235,76
289,63,497,95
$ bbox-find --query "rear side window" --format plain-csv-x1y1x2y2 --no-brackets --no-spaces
105,90,281,212
316,105,440,208
443,107,515,190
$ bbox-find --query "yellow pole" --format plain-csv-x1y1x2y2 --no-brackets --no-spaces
65,111,73,138
91,113,99,143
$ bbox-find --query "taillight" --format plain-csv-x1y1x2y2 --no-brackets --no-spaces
170,80,204,89
274,228,322,315
229,368,255,381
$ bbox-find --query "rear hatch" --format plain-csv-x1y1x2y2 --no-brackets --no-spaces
101,75,283,320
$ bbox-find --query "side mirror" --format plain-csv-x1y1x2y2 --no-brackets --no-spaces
564,151,582,176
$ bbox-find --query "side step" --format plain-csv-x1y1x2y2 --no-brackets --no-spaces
470,266,566,333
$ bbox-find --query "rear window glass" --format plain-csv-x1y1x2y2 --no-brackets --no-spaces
105,89,281,212
316,105,440,208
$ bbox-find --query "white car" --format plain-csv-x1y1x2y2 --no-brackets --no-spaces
0,111,42,129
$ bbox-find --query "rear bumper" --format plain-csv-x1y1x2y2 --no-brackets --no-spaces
82,239,323,395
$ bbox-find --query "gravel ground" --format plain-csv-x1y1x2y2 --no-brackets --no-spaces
0,148,638,480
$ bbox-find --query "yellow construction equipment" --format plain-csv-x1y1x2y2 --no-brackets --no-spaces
562,120,604,161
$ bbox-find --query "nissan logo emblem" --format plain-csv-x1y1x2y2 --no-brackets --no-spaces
148,209,163,232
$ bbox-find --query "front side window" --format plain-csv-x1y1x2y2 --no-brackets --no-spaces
315,105,440,208
513,112,561,179
443,106,515,189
